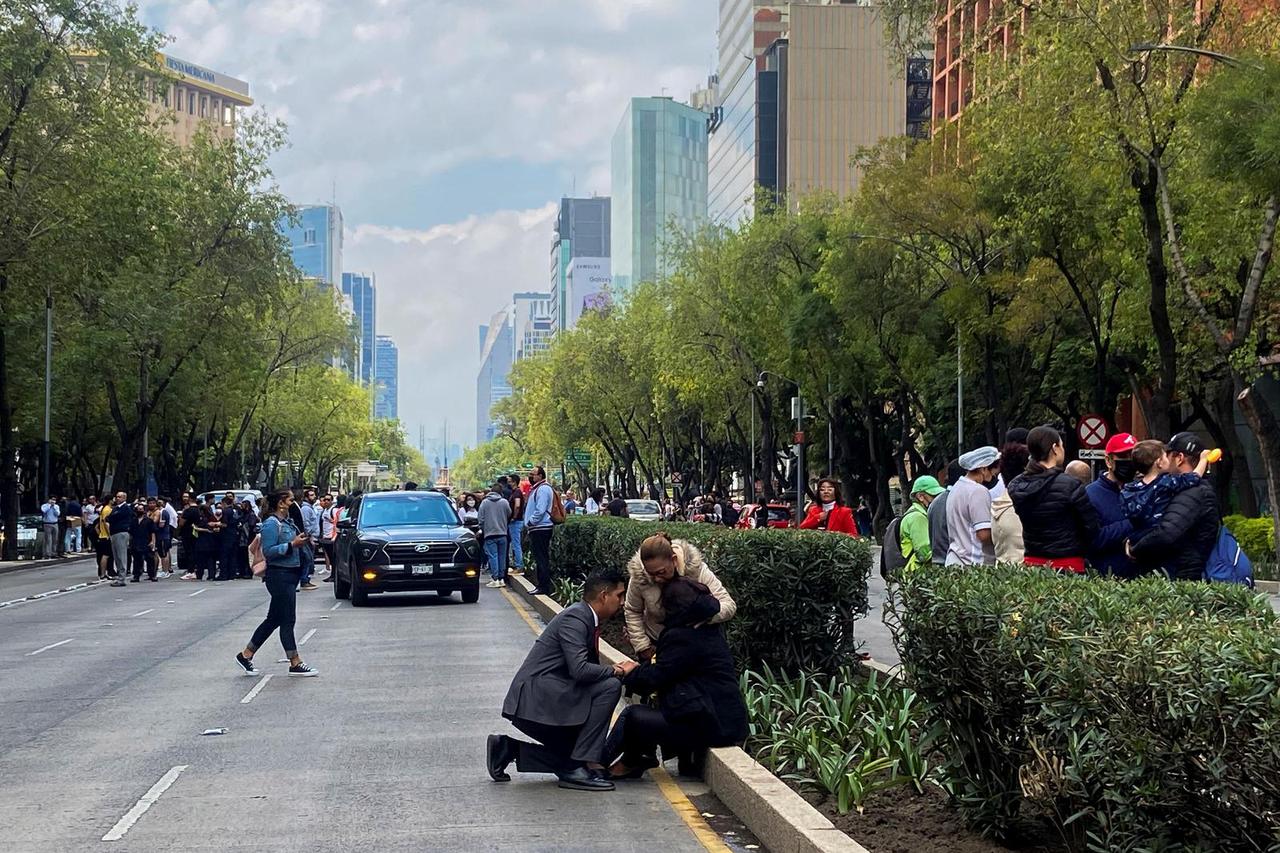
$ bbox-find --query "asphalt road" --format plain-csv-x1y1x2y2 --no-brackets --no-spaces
0,561,710,852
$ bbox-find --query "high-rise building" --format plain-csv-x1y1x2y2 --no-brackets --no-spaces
341,272,377,386
282,204,344,292
476,308,515,445
566,259,613,326
708,1,915,223
611,97,709,292
513,292,555,360
549,197,610,332
373,336,399,420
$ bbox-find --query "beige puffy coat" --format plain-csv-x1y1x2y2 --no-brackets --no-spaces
624,539,736,654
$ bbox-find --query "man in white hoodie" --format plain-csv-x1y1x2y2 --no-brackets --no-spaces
479,482,512,589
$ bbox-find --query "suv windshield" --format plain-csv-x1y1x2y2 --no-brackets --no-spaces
627,501,660,515
360,495,459,528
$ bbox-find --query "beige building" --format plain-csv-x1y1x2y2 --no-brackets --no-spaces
148,53,252,146
763,3,907,205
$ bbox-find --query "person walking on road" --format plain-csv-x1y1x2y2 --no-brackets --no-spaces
235,490,319,678
131,499,159,582
525,466,557,595
480,482,512,589
106,492,135,587
39,496,60,559
487,568,636,791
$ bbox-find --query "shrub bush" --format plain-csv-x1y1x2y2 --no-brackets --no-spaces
1224,514,1276,565
550,516,871,673
888,563,1280,851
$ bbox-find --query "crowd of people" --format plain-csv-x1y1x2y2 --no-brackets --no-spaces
893,425,1229,581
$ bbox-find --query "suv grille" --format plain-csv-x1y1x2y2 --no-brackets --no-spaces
387,542,457,564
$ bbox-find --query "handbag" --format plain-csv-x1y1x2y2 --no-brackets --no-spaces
248,534,267,577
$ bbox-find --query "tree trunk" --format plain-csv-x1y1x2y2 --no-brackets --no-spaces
1136,166,1177,437
1237,380,1280,564
0,272,18,560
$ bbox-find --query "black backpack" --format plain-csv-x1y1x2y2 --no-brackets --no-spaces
879,514,910,580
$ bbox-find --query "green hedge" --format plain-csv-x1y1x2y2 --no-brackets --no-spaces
550,516,871,673
1224,514,1276,564
889,563,1280,851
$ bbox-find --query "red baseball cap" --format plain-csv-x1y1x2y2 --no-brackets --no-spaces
1105,433,1136,454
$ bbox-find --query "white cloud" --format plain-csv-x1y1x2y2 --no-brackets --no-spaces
345,204,559,446
134,0,718,444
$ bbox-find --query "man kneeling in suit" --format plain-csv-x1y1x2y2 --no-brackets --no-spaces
488,567,636,791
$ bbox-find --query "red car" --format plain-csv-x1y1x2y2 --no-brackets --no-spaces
737,503,794,529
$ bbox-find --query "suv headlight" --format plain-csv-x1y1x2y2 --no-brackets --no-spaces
358,541,387,564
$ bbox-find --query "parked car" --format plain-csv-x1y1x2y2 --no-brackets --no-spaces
333,490,483,606
623,499,663,522
0,514,41,560
736,503,794,529
197,489,263,508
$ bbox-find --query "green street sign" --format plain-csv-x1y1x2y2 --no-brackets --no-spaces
564,449,592,465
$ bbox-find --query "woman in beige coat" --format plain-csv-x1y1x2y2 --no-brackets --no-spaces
625,532,736,660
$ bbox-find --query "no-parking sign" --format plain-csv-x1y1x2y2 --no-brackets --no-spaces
1077,414,1109,450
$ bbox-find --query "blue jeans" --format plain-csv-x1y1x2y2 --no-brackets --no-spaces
298,543,315,585
507,520,525,571
484,535,508,581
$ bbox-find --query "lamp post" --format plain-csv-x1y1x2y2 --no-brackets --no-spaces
42,284,51,502
1128,43,1257,69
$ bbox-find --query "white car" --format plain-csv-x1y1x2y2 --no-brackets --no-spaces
196,489,264,507
624,499,663,522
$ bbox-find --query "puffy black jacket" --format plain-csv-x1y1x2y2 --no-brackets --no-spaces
1129,478,1220,581
1008,464,1100,560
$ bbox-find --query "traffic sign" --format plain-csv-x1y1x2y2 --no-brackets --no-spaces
565,449,592,466
1079,449,1106,460
1077,414,1108,449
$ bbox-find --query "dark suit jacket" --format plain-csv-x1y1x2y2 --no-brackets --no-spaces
502,601,615,727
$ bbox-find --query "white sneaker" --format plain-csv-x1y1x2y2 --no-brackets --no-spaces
180,572,196,580
485,580,502,589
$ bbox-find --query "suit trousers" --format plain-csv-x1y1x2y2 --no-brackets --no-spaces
509,677,621,771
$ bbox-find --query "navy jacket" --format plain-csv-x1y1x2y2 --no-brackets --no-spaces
1086,475,1137,578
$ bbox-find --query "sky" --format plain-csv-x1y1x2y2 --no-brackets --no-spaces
135,0,718,454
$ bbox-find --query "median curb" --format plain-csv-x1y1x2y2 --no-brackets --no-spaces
0,555,95,577
505,572,872,853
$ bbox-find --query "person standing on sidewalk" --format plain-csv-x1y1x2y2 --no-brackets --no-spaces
83,497,100,557
297,488,320,591
64,496,83,554
480,481,512,589
525,466,556,596
106,492,134,587
507,482,526,576
39,496,60,559
235,490,318,678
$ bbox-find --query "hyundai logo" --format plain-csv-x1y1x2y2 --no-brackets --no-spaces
414,543,431,553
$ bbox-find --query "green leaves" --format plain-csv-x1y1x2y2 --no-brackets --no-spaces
890,563,1280,848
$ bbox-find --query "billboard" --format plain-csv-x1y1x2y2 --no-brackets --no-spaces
566,257,612,328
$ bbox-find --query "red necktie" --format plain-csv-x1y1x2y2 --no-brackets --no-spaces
593,627,601,655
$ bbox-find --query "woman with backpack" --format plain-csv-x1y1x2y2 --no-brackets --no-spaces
894,476,945,576
234,490,318,678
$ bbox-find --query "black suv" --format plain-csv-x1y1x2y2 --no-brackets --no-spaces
333,491,483,606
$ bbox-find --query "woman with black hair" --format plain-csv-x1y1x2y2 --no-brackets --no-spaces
235,490,318,677
1008,425,1101,573
798,477,858,535
603,577,748,779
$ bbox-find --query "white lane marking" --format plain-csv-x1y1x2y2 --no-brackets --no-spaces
240,673,274,704
299,628,317,646
131,609,154,618
188,589,207,597
27,638,73,656
328,602,341,611
101,765,188,842
0,579,108,611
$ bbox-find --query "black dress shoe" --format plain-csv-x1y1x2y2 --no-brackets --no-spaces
487,734,514,782
556,766,615,791
530,588,551,596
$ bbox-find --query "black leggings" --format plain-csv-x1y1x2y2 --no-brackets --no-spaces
248,569,301,656
603,704,675,766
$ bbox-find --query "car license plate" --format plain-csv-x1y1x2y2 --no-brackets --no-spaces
409,564,434,575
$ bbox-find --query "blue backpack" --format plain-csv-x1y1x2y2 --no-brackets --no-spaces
1203,526,1254,587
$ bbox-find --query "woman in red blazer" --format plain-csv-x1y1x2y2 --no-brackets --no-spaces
798,478,859,535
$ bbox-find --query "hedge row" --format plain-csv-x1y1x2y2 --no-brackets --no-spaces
1224,514,1277,566
889,563,1280,852
549,516,871,674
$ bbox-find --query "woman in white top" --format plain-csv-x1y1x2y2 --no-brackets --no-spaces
461,493,480,523
584,488,605,515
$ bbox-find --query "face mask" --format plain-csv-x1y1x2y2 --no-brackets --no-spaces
1113,459,1137,483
